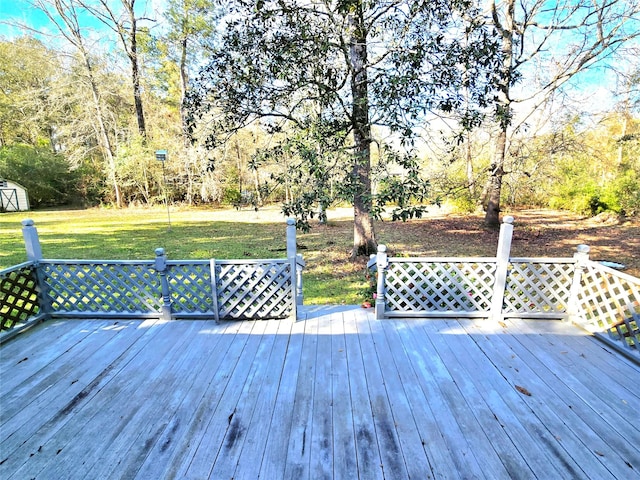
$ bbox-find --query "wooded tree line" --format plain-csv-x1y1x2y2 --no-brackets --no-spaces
1,0,639,256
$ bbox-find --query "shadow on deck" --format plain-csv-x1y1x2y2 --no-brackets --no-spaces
1,306,639,479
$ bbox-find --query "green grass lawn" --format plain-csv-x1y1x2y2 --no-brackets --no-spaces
0,206,377,304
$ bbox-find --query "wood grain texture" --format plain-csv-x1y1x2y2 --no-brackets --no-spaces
1,308,639,479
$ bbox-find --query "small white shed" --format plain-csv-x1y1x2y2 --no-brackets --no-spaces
0,180,30,212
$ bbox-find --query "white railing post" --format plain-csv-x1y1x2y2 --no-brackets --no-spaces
20,219,50,318
375,244,388,320
286,218,297,260
296,254,305,306
490,216,514,322
286,218,300,318
568,244,590,324
21,219,43,262
155,248,173,321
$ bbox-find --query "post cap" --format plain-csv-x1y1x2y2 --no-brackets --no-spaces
155,247,165,256
286,218,296,226
378,244,387,253
576,244,590,254
503,216,515,224
21,219,35,226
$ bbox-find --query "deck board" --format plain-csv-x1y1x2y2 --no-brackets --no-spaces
1,307,639,480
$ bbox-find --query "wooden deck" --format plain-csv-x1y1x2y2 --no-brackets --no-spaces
1,306,639,480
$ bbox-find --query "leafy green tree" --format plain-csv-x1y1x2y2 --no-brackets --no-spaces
0,144,79,207
185,0,500,257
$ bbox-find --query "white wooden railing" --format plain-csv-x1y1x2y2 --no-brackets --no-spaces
2,216,638,361
0,219,305,342
368,217,639,361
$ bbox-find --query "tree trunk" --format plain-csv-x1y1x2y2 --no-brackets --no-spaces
82,47,122,207
484,128,506,228
253,167,262,206
484,0,514,229
43,0,122,207
349,3,376,259
179,35,189,138
466,131,475,198
127,1,146,137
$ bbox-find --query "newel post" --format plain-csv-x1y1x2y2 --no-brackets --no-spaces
21,219,43,262
295,254,305,306
375,244,389,320
490,216,514,322
286,218,301,317
21,219,51,317
154,248,173,321
568,244,590,324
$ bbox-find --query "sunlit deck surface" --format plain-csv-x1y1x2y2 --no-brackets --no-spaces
1,306,639,480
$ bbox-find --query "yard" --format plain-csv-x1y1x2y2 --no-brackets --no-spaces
1,206,638,305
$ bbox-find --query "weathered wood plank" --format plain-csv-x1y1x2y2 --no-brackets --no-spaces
435,318,574,479
284,311,320,479
354,309,410,479
0,319,109,395
180,319,268,479
42,319,206,480
232,318,295,480
206,318,282,479
373,316,444,479
392,318,496,479
134,319,254,479
308,311,334,480
510,319,640,428
82,319,235,479
418,318,541,479
6,320,198,480
0,319,163,474
256,317,306,479
497,319,640,476
2,308,640,480
342,308,385,480
465,319,623,479
328,311,358,480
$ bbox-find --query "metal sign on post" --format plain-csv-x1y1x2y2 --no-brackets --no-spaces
155,150,171,229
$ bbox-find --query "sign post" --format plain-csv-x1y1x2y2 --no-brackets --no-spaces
155,150,171,230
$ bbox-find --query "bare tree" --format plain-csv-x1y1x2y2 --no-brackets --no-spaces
483,0,640,228
163,0,217,136
30,0,124,207
79,0,149,137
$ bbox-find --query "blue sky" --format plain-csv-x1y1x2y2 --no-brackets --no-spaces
0,0,164,40
0,0,108,40
0,0,51,37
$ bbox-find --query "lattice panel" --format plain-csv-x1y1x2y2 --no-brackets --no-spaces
576,262,640,354
41,262,161,313
503,262,574,314
215,261,293,319
0,265,40,330
167,263,214,313
385,261,496,313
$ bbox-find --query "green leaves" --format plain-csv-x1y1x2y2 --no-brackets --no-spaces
372,147,434,222
0,144,80,207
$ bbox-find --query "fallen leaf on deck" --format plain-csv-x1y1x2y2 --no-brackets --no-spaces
515,385,532,396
